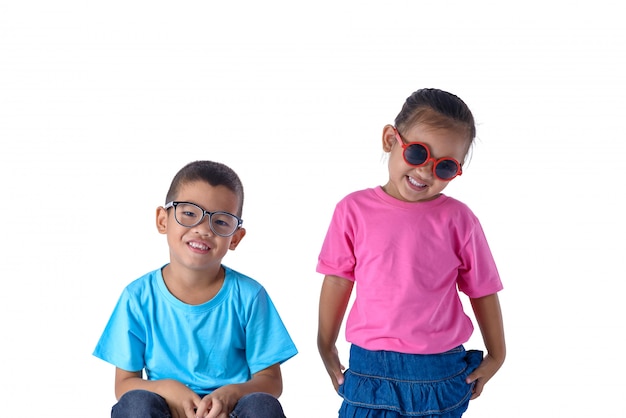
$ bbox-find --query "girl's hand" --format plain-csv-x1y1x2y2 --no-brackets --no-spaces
467,293,506,400
465,353,504,399
317,275,354,392
319,344,346,391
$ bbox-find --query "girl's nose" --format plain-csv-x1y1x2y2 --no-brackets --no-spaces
415,160,434,178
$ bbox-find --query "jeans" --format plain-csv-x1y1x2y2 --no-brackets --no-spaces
111,389,286,418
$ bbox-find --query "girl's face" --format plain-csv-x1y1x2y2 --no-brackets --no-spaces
156,180,245,274
381,122,470,203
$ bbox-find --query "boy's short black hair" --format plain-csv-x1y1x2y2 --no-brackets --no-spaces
165,160,244,217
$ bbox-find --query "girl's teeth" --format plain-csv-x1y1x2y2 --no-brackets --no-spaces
408,177,426,187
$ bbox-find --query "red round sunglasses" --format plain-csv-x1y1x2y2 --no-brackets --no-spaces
393,127,463,181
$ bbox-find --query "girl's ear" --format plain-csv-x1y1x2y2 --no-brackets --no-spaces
156,206,168,234
382,124,397,153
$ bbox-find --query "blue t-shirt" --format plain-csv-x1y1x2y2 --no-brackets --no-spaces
93,265,298,395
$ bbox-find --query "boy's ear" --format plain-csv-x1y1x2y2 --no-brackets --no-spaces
228,227,246,250
382,124,397,153
156,206,168,234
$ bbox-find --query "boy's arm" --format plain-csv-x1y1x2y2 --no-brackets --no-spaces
466,293,506,399
114,368,143,400
115,367,201,418
317,274,354,391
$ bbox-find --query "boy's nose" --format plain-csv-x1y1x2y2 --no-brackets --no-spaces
194,217,215,236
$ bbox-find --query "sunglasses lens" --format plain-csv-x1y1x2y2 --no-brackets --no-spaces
404,144,428,166
435,159,460,180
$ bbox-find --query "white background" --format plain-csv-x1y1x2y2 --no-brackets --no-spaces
1,1,624,416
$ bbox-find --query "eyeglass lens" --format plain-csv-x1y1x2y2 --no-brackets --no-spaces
433,159,459,180
404,143,429,166
174,203,239,236
404,143,459,180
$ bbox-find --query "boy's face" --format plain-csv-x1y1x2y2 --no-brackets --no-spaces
156,180,245,273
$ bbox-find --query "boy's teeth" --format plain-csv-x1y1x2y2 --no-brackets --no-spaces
189,242,208,250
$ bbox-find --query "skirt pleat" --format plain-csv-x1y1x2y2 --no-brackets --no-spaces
338,345,483,417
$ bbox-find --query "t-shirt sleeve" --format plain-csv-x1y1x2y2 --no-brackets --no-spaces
92,288,146,372
316,200,357,281
457,221,504,298
244,288,298,375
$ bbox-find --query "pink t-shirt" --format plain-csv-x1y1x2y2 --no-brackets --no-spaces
317,187,503,354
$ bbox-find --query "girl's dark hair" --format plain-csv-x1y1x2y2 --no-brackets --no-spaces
165,160,244,217
394,88,476,143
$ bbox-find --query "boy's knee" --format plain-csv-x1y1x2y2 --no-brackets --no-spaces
231,392,285,418
112,390,170,418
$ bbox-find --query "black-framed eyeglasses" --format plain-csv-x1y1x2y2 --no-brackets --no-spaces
164,201,243,237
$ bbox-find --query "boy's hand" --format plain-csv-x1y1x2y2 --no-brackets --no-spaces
195,386,239,418
194,365,283,418
158,380,202,418
115,369,200,418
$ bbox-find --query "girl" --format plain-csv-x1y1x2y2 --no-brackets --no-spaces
316,88,505,417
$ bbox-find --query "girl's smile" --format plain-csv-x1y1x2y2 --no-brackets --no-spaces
382,122,470,203
407,174,429,190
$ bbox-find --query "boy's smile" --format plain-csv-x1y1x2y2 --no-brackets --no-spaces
156,180,246,276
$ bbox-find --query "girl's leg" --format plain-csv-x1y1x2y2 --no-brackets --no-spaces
229,392,286,418
111,389,172,418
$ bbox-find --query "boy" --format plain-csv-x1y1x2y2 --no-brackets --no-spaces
94,160,298,418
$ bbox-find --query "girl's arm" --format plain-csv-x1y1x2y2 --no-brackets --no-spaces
466,293,506,399
317,274,354,391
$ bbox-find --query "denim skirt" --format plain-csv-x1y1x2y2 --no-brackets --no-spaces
338,344,483,417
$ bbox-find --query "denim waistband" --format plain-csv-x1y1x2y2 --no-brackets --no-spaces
347,344,479,382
